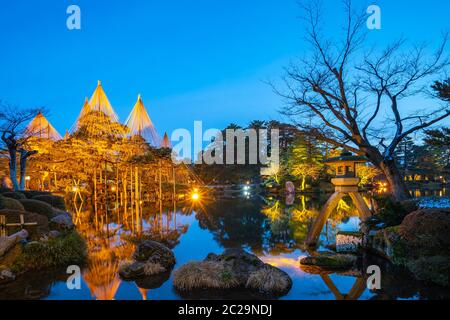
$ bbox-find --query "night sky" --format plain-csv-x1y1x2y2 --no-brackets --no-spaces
0,0,449,139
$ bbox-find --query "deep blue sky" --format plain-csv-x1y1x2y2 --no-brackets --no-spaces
0,0,449,138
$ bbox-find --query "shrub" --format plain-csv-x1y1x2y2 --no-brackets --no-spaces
0,195,25,211
0,209,49,240
12,231,87,273
32,195,66,210
1,192,26,200
373,195,412,227
19,190,51,199
18,199,56,219
0,187,13,194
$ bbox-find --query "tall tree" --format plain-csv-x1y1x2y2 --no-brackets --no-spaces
423,127,450,167
277,1,450,200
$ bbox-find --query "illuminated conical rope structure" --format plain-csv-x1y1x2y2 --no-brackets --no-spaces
125,94,160,147
89,80,119,122
71,82,125,139
161,132,171,148
24,111,62,141
70,97,92,132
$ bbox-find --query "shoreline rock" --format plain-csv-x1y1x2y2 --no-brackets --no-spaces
367,208,450,287
173,248,292,297
119,240,175,280
299,252,358,270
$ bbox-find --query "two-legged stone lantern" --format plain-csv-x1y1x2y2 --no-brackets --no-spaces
307,151,372,246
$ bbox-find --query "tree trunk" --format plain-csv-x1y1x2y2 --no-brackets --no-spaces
8,149,19,191
18,149,37,191
301,176,306,191
19,153,27,191
379,159,410,201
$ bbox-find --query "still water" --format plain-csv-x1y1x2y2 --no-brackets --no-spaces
1,194,449,300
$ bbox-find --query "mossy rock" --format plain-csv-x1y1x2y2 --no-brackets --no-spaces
0,195,25,211
399,209,450,258
1,192,26,200
32,195,66,210
299,253,357,269
0,209,49,240
17,199,56,219
19,190,52,199
12,231,87,273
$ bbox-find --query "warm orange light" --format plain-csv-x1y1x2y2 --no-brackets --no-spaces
72,186,78,192
191,192,199,200
25,176,31,181
111,186,116,192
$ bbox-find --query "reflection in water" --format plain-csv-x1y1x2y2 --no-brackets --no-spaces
69,199,189,300
2,194,449,300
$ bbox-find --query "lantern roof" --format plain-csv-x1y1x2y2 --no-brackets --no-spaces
324,151,368,164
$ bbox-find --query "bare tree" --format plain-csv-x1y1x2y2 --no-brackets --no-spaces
277,0,450,201
0,102,40,190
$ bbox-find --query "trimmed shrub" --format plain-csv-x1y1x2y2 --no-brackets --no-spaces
0,188,13,194
32,195,66,210
12,231,87,273
373,195,412,227
0,195,25,211
1,192,26,200
17,199,56,219
19,190,51,199
0,209,49,240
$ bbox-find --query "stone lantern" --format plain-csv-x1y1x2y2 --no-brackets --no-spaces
307,151,372,246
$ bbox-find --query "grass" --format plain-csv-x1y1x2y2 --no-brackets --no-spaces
173,261,239,291
143,262,165,275
12,231,87,273
246,266,292,294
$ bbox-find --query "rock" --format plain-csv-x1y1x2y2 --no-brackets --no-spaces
49,212,74,232
119,261,146,279
0,229,28,257
119,240,176,280
48,230,62,238
299,252,357,269
368,209,450,287
0,267,15,285
399,209,450,258
133,240,175,270
246,265,292,295
336,231,363,253
369,226,402,260
173,248,292,297
135,271,171,289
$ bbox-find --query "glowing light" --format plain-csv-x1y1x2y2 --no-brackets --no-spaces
111,186,116,192
25,176,31,181
72,186,79,192
243,186,249,190
191,192,199,200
